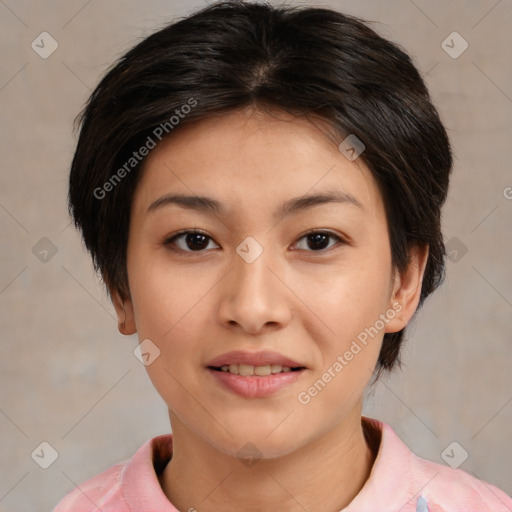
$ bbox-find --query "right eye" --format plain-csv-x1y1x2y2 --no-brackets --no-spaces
164,230,220,253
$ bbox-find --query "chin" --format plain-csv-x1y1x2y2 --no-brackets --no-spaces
204,425,306,462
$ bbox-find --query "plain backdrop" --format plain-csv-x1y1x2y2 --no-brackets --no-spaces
0,0,511,510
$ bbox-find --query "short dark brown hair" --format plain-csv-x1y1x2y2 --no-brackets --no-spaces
68,1,453,377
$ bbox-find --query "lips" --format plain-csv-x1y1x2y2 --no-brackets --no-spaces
206,350,306,369
206,350,307,398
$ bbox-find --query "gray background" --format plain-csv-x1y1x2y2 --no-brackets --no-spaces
1,0,511,510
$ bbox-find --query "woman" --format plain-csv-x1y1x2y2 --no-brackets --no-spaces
55,2,512,510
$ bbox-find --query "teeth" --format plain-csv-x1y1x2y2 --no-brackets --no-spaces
239,364,254,376
218,363,298,376
255,365,271,376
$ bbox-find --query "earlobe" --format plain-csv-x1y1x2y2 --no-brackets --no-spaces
110,288,137,335
385,244,429,334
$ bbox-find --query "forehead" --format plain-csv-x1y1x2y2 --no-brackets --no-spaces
132,107,382,221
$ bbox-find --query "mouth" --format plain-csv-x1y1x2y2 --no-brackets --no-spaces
206,350,307,398
208,363,306,376
205,350,307,375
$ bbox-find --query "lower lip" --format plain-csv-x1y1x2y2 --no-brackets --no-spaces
208,368,305,398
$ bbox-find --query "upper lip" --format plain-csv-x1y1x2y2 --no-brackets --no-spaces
206,350,305,368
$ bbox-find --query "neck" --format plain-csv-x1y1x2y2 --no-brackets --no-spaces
160,409,378,512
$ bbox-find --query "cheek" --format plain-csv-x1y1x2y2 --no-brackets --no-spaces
127,249,219,380
292,260,389,416
128,247,212,339
298,254,392,401
295,253,392,337
128,262,211,413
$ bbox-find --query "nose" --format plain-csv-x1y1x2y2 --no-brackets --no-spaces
216,245,292,335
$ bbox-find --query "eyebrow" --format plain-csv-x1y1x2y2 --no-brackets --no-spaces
147,190,364,220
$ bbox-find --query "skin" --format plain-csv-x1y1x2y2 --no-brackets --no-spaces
112,106,428,511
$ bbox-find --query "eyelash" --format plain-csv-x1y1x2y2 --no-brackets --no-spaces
164,229,346,254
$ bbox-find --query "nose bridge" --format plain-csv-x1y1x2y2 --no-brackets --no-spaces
233,236,277,301
218,236,290,332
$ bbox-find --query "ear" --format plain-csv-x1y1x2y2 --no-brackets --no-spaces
110,288,137,335
385,244,429,334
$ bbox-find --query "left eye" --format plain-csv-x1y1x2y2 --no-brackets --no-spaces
294,231,343,252
165,230,343,253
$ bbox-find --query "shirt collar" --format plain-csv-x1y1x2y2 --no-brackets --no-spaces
343,416,418,511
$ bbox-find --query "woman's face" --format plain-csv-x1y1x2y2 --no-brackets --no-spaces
119,107,417,458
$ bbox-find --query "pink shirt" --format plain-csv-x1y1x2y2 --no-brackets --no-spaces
54,416,512,511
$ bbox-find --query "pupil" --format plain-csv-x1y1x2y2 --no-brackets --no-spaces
187,233,208,250
308,233,329,250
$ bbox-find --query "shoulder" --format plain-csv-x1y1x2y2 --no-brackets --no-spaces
53,461,126,511
53,434,174,511
375,418,512,511
410,449,512,512
353,417,512,512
